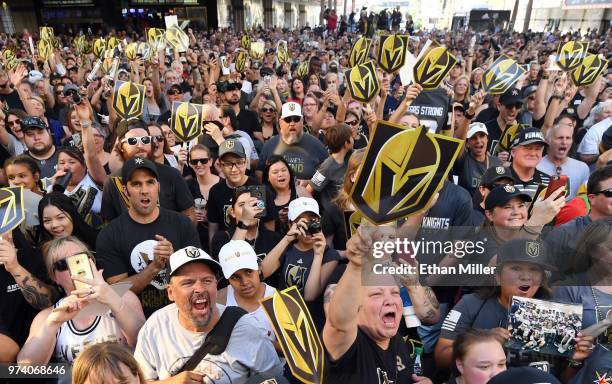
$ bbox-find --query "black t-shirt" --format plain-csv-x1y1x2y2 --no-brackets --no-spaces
326,328,416,383
0,89,25,110
26,149,59,179
96,208,201,317
257,134,329,180
454,152,503,197
309,154,347,215
210,227,281,261
475,106,498,124
484,118,503,154
206,178,277,230
322,203,348,251
0,230,51,346
237,108,262,138
100,163,194,222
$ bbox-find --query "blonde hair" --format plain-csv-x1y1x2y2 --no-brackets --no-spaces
72,342,145,384
42,236,93,279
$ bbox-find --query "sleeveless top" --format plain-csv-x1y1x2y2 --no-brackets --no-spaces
226,283,277,342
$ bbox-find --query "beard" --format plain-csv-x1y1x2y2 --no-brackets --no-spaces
29,143,52,156
186,291,214,329
283,129,304,145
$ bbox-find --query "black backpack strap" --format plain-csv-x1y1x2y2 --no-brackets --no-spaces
178,306,248,373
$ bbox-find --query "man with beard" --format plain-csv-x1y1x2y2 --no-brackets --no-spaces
133,245,281,382
485,89,523,158
97,157,201,317
22,115,58,178
509,127,551,197
222,80,261,138
537,123,589,199
454,122,503,197
257,102,328,182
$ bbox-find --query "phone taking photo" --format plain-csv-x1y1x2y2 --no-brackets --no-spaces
249,185,266,218
66,253,94,297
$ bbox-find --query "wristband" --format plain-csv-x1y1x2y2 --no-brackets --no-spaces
464,111,475,119
80,120,92,128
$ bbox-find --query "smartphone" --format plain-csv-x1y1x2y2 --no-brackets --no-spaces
544,175,568,200
66,253,94,297
249,185,266,218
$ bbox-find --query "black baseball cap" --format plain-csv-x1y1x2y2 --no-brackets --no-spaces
496,238,556,271
559,107,578,120
121,157,159,184
480,166,514,188
487,367,561,384
21,116,48,131
484,184,531,211
500,88,523,106
511,127,547,148
218,139,246,159
62,83,79,96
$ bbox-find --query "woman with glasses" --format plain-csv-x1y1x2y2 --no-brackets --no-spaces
147,122,179,169
344,109,368,150
258,99,279,143
302,95,320,134
2,109,27,155
17,236,144,384
187,144,219,251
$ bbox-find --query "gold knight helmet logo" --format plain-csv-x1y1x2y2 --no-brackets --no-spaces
414,45,457,90
93,38,106,59
241,34,251,50
570,54,608,87
277,40,289,64
137,42,152,61
526,241,540,258
349,36,371,68
378,34,409,74
350,123,462,224
166,26,188,51
557,41,589,72
345,60,380,103
125,42,137,61
38,39,52,61
171,102,202,143
235,50,247,73
261,287,324,384
113,81,145,120
0,187,25,235
297,61,309,78
483,55,526,95
186,247,200,258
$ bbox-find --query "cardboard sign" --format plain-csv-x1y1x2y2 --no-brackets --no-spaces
413,40,458,90
482,55,526,95
235,49,248,73
92,38,106,59
125,42,137,61
250,40,265,62
136,42,153,61
166,25,189,52
260,286,324,384
0,186,25,236
276,40,289,65
169,101,204,143
556,41,589,72
350,122,463,224
570,54,607,87
343,210,364,241
492,122,526,156
349,36,372,68
112,81,145,120
241,34,251,50
344,60,380,104
377,34,409,74
147,28,166,51
37,39,53,61
297,61,309,78
40,27,54,41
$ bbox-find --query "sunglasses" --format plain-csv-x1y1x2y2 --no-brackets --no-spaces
345,120,359,126
167,89,182,95
262,108,276,113
152,134,164,143
53,258,70,272
121,136,152,146
8,120,20,126
283,116,301,123
594,189,612,198
189,158,209,166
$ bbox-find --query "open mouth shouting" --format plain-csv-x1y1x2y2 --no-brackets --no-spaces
381,308,399,328
191,292,210,315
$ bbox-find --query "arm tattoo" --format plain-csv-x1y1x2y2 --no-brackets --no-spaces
423,309,437,322
14,274,60,310
423,286,440,310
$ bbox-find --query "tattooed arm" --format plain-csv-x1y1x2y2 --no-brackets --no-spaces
405,285,441,325
0,239,60,310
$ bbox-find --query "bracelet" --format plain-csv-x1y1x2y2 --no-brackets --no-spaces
464,111,475,119
80,120,92,128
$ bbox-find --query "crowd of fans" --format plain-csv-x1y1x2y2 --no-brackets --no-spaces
0,14,610,384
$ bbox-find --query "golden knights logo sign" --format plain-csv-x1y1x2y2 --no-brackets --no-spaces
112,81,145,120
170,101,204,143
344,60,380,104
0,186,25,236
235,49,248,73
413,40,458,90
261,286,324,384
556,41,589,72
482,55,526,95
349,36,372,68
350,122,463,224
377,34,409,74
570,54,607,87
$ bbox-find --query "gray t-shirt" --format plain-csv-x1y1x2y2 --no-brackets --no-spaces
134,303,281,382
537,156,590,199
440,293,508,341
309,155,347,214
455,152,503,197
258,134,328,180
553,286,612,329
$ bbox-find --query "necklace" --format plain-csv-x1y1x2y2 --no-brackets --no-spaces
591,286,612,349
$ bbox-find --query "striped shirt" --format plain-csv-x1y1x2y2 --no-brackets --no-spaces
511,166,551,198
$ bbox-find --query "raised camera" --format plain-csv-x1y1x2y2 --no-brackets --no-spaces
306,220,321,235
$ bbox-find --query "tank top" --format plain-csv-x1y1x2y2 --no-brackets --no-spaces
226,283,277,342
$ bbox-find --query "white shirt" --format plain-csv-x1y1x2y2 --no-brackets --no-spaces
226,284,277,342
48,173,103,215
537,156,590,199
577,117,611,155
134,303,281,383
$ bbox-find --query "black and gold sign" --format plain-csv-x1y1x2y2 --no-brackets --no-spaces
73,35,86,56
377,34,409,74
112,81,145,120
349,36,372,68
147,28,165,50
165,25,189,52
350,122,463,224
482,55,526,95
125,42,137,61
37,39,53,61
107,37,120,51
413,40,458,90
297,61,309,78
2,49,15,63
93,38,106,59
170,101,204,143
241,34,251,50
570,54,607,87
250,40,265,62
260,286,324,384
556,41,589,72
4,59,17,71
493,122,525,155
344,60,380,104
0,186,25,236
136,42,152,61
276,40,289,65
39,27,54,41
235,49,248,73
343,210,364,241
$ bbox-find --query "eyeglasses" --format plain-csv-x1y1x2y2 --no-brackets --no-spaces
189,158,209,166
8,119,20,127
262,108,276,113
152,134,164,143
283,116,301,123
220,159,247,169
345,120,359,126
594,189,612,198
121,136,152,146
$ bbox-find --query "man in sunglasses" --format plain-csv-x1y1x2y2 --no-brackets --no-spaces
257,102,328,183
221,80,261,138
21,115,58,178
484,88,523,158
97,157,201,317
158,84,184,124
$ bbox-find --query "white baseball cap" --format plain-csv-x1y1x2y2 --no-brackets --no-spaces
467,122,488,139
280,102,302,120
169,246,221,277
218,240,259,279
288,197,320,221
